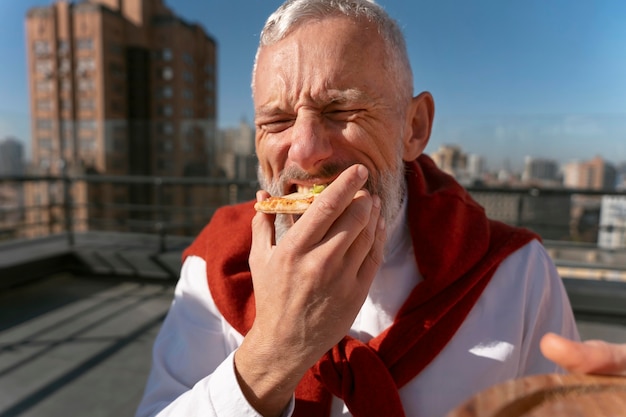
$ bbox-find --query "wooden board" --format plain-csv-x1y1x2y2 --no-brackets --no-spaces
446,373,626,417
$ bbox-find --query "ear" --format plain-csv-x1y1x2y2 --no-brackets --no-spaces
402,91,435,161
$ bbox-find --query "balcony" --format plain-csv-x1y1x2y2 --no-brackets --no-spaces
1,175,625,416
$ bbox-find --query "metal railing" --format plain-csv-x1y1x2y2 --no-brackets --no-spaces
1,174,626,254
0,174,258,252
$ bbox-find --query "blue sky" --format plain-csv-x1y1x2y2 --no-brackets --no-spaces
2,0,626,169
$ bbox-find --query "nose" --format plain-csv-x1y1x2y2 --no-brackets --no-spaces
287,112,333,171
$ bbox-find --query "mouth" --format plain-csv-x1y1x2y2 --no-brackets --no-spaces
279,163,346,196
286,182,330,196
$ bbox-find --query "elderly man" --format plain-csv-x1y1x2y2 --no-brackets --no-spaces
136,1,579,416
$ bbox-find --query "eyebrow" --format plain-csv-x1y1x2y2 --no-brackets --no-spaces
324,88,372,104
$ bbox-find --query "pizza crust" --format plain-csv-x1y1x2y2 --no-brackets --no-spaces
254,192,316,214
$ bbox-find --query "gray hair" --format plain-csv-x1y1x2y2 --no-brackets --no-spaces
252,0,414,107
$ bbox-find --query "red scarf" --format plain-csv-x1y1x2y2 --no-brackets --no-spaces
183,155,538,416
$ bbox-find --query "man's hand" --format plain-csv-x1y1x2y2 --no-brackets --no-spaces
235,164,387,416
541,332,626,376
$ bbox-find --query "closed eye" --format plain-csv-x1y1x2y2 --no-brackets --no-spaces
325,109,362,122
259,118,295,133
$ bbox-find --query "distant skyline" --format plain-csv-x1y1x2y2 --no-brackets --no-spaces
1,0,626,169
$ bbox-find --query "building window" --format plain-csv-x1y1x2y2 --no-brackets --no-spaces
79,99,95,110
39,137,53,149
33,40,51,55
109,62,124,78
37,119,53,130
161,67,174,80
205,64,214,74
159,105,173,117
37,100,53,111
183,89,193,100
78,120,96,130
204,79,214,91
58,40,69,55
76,38,93,50
183,52,193,65
183,70,193,83
61,99,72,111
159,139,174,152
158,122,174,135
157,85,173,98
162,48,173,61
78,78,94,91
157,158,173,172
61,120,74,133
36,80,53,92
35,60,53,76
79,136,97,151
76,57,95,74
182,107,194,118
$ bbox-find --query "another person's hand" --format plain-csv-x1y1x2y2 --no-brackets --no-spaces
541,332,626,376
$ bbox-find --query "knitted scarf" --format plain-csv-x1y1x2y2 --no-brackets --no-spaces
183,155,538,416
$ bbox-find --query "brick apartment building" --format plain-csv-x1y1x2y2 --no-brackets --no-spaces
24,0,218,236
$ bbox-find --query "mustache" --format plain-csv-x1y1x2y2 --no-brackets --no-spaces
280,163,347,183
278,162,379,195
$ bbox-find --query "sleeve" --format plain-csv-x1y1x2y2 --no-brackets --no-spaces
508,239,581,375
134,256,295,417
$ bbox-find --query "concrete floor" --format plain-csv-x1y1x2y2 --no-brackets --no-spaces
0,274,173,417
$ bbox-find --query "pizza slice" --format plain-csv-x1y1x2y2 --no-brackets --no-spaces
254,184,326,214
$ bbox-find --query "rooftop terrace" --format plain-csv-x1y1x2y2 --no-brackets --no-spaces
1,177,626,416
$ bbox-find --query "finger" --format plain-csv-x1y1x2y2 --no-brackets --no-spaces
540,332,626,376
290,164,369,245
321,189,375,257
250,206,276,269
357,198,386,285
341,193,382,271
256,189,271,201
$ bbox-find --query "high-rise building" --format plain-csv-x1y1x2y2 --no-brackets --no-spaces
521,156,560,186
429,144,467,178
466,153,485,182
563,156,616,191
616,162,626,191
216,119,257,181
24,0,218,236
0,137,25,176
0,138,26,240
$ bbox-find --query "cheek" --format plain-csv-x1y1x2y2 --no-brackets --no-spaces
346,127,400,172
256,134,289,178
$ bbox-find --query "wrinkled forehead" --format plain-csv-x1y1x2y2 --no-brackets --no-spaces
253,16,389,97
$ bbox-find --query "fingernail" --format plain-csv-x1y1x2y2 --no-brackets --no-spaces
378,215,385,230
357,164,368,180
373,195,381,209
